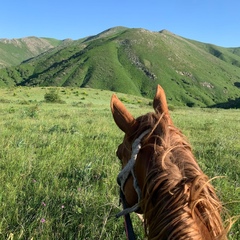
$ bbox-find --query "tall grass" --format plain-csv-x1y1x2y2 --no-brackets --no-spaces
0,87,239,239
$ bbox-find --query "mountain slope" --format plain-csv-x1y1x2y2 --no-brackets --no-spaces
0,37,69,68
0,27,240,107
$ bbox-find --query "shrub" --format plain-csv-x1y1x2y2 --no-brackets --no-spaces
44,89,65,103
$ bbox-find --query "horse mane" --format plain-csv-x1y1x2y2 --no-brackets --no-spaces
133,112,227,240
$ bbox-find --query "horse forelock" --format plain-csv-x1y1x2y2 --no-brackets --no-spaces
130,112,227,240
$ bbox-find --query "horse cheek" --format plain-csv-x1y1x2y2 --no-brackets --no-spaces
124,176,138,207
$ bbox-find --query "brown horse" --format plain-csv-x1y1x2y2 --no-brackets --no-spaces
111,85,228,239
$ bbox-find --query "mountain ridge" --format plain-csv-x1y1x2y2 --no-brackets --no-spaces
0,27,239,108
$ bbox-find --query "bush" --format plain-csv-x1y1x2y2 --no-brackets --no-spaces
44,89,65,103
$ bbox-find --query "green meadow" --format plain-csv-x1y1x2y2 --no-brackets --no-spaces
0,87,239,239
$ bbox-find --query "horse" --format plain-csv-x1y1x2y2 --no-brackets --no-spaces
110,85,228,239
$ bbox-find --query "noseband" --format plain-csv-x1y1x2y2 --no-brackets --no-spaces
116,129,150,218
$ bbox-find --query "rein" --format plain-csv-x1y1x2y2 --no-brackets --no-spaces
116,129,150,240
119,189,136,240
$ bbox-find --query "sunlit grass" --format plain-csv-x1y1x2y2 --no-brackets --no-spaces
0,87,239,239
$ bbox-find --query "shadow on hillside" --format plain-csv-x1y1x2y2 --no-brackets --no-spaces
210,97,240,109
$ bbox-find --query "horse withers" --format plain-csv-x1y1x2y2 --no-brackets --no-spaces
111,85,228,240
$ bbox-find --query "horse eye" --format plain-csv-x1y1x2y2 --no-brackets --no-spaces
116,148,122,160
116,145,124,162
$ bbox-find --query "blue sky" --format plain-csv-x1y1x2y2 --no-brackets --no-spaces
1,0,239,47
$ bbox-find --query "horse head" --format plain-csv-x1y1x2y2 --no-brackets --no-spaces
111,85,227,239
110,85,171,207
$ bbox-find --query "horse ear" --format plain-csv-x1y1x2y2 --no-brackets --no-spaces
153,85,170,115
110,94,136,134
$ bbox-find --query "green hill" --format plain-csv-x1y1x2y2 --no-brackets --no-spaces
0,27,240,108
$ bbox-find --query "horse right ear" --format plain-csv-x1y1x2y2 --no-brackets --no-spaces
153,85,173,124
153,85,169,115
110,94,136,135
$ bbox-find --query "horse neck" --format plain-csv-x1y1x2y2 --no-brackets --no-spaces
141,185,205,239
137,146,225,240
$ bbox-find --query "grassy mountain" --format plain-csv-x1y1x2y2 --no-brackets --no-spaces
0,27,240,107
0,37,69,68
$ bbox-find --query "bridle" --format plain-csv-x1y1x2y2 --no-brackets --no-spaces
116,129,150,239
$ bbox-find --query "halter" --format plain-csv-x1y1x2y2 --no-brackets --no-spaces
116,129,150,216
116,129,150,217
116,129,150,240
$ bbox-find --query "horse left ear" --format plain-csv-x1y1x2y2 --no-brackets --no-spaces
110,94,136,135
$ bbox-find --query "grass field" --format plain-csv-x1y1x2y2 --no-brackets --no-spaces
0,87,239,239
